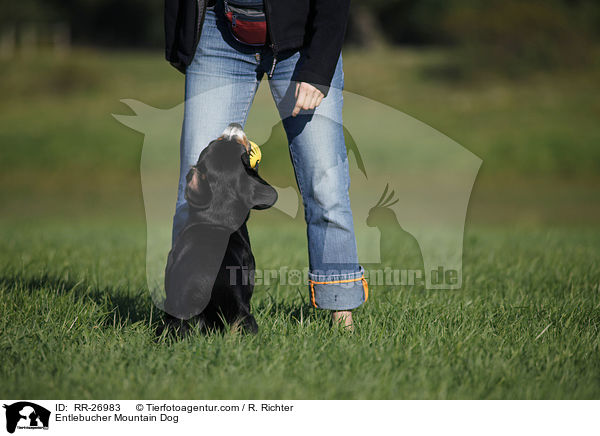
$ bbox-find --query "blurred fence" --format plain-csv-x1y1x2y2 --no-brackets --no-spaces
0,22,70,58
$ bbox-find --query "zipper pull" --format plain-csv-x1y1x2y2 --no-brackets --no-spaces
268,56,277,79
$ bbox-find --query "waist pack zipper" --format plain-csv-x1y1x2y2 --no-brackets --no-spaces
268,55,277,78
263,0,278,78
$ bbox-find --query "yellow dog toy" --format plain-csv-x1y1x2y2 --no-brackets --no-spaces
248,140,262,169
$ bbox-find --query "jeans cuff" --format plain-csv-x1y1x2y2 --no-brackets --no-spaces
308,266,368,310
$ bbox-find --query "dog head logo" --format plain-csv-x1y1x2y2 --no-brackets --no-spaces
113,82,481,308
3,402,50,433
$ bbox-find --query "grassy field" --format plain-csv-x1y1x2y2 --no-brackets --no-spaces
0,48,599,399
1,220,598,399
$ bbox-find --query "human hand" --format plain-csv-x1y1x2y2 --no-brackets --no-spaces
292,82,324,117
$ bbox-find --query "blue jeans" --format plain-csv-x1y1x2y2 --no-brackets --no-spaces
173,7,367,310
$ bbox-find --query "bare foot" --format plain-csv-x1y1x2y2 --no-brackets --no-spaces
332,310,354,331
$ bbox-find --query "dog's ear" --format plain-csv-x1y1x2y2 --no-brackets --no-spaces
185,167,212,208
247,173,278,210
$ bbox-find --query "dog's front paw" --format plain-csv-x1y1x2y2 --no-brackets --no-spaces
242,315,258,334
227,315,258,335
160,314,206,339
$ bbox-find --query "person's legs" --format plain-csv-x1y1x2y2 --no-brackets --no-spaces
267,51,367,320
173,8,264,242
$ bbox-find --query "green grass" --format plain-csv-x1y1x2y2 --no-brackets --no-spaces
1,47,599,223
0,47,599,399
1,47,600,177
0,220,598,399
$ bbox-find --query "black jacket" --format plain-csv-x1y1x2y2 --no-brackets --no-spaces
165,0,350,92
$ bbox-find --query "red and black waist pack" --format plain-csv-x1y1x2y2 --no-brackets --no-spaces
224,0,267,46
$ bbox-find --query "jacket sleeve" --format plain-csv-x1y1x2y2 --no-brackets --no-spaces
165,0,202,74
294,0,350,96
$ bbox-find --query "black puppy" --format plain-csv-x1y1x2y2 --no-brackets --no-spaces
164,124,277,335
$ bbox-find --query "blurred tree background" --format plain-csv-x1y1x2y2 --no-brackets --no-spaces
2,0,599,75
348,0,600,76
1,0,162,48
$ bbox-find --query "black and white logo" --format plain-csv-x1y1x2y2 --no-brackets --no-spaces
3,402,50,433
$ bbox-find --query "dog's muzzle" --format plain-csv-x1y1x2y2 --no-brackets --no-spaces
221,123,261,169
221,123,247,144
